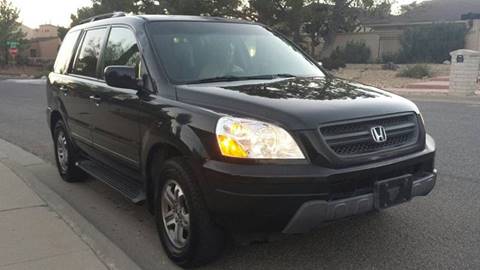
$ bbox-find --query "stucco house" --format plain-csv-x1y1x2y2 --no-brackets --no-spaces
21,24,61,65
321,0,480,62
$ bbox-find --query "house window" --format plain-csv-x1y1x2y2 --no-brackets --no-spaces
30,49,37,57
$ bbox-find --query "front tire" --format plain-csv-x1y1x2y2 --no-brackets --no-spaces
53,120,85,182
153,157,225,268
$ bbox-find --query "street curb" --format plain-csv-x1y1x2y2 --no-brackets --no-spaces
390,93,480,104
0,138,142,270
407,96,480,105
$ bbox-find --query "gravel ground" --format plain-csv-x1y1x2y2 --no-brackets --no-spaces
332,64,451,89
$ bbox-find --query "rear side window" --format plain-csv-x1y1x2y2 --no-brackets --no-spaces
72,28,107,78
101,27,140,78
53,31,80,74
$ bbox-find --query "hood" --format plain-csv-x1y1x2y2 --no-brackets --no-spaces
176,76,419,130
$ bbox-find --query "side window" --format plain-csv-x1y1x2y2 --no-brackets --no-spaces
101,27,140,78
72,28,107,78
53,31,80,74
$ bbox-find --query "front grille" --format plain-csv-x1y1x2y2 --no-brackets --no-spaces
320,113,419,157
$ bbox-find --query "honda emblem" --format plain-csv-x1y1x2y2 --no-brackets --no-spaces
371,126,387,143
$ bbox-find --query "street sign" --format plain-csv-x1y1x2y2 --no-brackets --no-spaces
6,41,19,49
9,48,17,57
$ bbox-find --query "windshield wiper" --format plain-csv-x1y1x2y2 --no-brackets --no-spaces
185,74,297,84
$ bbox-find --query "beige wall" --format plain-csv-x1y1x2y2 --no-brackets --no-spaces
377,31,403,57
321,33,380,61
320,32,403,62
32,25,58,39
28,37,61,64
20,24,60,64
325,20,480,62
21,24,58,39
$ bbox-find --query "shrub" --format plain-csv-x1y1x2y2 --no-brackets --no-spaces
397,64,432,79
382,62,400,71
381,52,405,63
381,53,396,63
321,41,371,70
321,47,346,70
343,41,371,64
399,23,467,63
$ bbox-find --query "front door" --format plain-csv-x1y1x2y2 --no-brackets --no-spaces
67,27,108,147
90,27,143,169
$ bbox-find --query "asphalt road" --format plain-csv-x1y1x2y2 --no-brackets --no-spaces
0,78,479,270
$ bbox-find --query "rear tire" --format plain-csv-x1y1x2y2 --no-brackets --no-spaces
53,120,86,182
153,157,225,268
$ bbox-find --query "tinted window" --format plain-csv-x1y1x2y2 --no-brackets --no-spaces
72,28,106,77
101,27,140,78
148,22,324,84
53,31,80,74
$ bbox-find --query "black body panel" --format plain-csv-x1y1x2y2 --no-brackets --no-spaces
46,15,437,233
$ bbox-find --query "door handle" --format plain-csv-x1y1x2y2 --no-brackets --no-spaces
89,95,102,106
59,86,68,96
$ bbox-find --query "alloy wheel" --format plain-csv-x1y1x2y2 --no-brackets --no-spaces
56,131,69,172
161,179,191,249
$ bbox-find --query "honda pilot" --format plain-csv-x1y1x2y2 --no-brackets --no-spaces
46,13,436,267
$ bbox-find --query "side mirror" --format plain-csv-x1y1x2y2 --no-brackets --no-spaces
104,66,140,90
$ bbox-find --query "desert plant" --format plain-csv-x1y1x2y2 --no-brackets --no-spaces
397,64,432,79
321,41,371,70
321,47,346,70
381,52,401,63
343,41,371,64
382,62,400,71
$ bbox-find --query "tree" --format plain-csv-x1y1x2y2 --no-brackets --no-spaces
399,1,419,15
246,0,306,43
399,23,467,63
58,26,69,41
304,0,391,55
68,0,391,59
246,0,391,56
70,0,137,26
70,0,245,26
139,0,244,16
0,0,25,65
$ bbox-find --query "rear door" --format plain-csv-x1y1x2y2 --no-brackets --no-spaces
67,27,108,147
49,30,84,140
90,26,143,169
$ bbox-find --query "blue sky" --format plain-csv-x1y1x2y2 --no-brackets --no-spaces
12,0,425,28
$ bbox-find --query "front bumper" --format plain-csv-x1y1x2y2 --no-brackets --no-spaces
283,171,436,233
201,135,436,233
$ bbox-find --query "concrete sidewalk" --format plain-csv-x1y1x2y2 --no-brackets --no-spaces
387,76,480,96
0,139,141,270
0,161,107,269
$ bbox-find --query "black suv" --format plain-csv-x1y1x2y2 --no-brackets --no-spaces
47,13,436,267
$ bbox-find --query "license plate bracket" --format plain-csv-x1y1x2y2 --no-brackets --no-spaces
374,174,413,210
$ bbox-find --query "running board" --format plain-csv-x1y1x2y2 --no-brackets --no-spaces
77,160,146,203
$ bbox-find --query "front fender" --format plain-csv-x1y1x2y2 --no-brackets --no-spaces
139,100,221,177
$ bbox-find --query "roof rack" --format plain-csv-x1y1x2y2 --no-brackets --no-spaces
79,12,126,25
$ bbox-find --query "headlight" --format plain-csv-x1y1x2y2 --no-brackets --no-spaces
215,116,305,159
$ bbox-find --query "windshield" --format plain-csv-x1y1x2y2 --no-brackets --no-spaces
147,21,324,84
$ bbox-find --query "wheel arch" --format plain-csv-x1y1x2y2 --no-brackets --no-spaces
50,110,64,135
145,142,183,213
143,126,211,214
